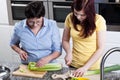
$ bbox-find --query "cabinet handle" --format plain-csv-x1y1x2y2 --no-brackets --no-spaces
53,5,71,8
11,3,27,7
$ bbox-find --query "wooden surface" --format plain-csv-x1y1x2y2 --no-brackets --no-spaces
12,64,47,78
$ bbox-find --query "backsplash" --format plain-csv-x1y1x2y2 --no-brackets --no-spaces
0,25,120,65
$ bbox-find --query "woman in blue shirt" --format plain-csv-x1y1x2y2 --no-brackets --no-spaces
10,1,62,66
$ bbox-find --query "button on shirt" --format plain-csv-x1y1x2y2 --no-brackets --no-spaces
10,18,62,64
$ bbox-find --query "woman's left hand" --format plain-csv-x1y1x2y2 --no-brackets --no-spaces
36,57,51,67
72,67,88,77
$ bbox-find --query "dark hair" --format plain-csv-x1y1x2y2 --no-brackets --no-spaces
25,1,45,18
71,0,96,38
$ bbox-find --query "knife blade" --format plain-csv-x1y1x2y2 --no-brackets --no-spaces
67,66,72,77
13,66,20,71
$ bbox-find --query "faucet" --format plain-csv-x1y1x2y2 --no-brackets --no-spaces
100,47,120,80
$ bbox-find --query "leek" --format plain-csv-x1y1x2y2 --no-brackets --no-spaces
85,64,120,75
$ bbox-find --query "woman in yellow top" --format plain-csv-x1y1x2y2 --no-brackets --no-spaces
62,0,106,77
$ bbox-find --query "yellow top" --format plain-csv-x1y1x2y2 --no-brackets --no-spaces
65,13,106,70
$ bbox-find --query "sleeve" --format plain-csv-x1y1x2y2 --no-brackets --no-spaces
10,23,20,46
51,21,62,54
64,13,72,28
95,14,107,31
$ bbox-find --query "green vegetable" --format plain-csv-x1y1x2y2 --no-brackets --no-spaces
28,62,62,71
71,77,79,80
85,64,120,75
19,69,26,73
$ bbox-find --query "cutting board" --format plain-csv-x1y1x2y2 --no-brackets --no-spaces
12,64,47,78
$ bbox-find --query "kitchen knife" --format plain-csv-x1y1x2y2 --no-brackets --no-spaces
13,66,20,71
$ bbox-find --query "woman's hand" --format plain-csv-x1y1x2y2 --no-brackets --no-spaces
36,57,51,67
65,53,72,66
18,50,28,61
72,67,88,77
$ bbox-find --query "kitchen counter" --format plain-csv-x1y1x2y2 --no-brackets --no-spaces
0,61,100,80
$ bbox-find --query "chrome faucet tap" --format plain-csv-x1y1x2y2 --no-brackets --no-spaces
100,47,120,80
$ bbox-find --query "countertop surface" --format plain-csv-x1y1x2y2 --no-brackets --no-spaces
0,62,100,80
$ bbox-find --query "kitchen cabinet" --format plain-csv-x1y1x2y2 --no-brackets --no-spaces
0,0,12,25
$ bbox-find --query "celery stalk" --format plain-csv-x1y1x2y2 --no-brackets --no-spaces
28,62,62,71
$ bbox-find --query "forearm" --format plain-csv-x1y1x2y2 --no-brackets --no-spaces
45,51,61,61
84,31,106,69
62,40,72,54
84,48,104,69
11,45,23,54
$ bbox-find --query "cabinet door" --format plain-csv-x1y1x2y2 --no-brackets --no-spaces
0,0,11,24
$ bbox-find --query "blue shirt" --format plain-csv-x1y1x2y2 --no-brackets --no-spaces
10,18,62,64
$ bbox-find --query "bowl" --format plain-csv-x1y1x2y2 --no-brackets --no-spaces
0,66,10,80
71,77,89,80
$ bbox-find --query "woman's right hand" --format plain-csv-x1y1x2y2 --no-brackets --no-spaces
18,50,28,61
65,53,72,66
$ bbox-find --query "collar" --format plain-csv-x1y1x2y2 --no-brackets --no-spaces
43,17,48,27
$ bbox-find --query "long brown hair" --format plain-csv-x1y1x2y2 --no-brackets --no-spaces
71,0,96,38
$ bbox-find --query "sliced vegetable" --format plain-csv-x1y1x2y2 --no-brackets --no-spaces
85,64,120,75
19,69,26,73
28,62,62,71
